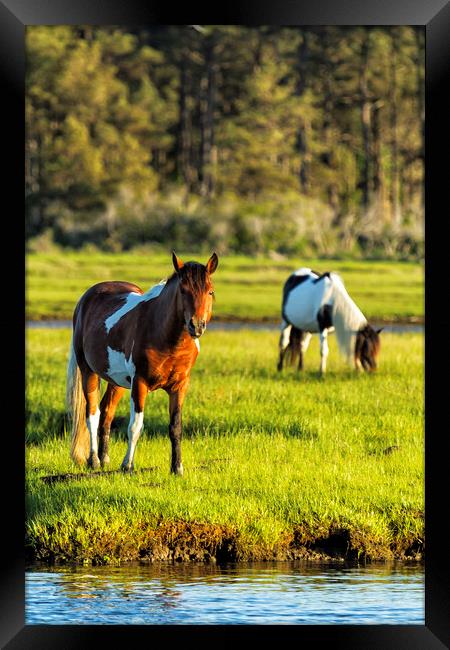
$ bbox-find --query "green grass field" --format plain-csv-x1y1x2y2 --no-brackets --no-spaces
26,327,424,564
26,251,424,323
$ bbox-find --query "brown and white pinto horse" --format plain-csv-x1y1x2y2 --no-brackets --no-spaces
66,252,218,475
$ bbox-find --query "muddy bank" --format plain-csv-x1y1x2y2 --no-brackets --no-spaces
26,519,424,566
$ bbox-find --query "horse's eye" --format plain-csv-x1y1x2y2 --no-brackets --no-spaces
209,290,214,296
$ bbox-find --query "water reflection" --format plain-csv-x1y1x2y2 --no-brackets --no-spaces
26,561,424,625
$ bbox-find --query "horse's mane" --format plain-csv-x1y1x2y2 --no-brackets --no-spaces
140,262,209,308
329,272,367,359
168,262,210,294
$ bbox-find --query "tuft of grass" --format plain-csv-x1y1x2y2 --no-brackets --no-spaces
26,328,424,564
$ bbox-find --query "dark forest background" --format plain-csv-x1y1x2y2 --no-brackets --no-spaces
26,25,424,259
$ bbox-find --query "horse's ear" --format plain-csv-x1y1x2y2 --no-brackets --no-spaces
206,252,218,275
376,328,384,335
172,251,184,273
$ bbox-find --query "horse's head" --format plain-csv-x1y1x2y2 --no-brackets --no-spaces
172,251,218,338
355,324,382,371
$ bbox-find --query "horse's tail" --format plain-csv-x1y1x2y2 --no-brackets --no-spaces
285,326,303,366
66,338,90,465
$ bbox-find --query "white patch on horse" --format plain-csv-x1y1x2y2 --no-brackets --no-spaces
106,346,136,388
284,274,332,333
301,331,312,353
195,338,200,352
87,408,100,456
280,322,292,350
319,329,329,374
121,400,145,470
142,280,166,301
104,281,166,333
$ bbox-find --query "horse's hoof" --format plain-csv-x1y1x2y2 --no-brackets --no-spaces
88,454,100,470
100,455,110,469
121,463,133,474
171,464,184,476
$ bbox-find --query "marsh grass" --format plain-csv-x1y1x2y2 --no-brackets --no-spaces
26,328,424,564
26,252,423,322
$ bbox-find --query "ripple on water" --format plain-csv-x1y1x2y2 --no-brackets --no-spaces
25,562,424,625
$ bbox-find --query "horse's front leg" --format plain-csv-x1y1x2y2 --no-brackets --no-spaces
300,332,312,369
168,386,187,476
298,331,312,371
121,377,147,473
319,328,329,375
277,321,292,371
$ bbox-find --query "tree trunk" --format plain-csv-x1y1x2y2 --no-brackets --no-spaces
177,59,195,193
414,28,425,215
389,30,401,226
199,39,216,197
371,99,384,221
25,130,44,237
359,29,371,212
296,29,311,194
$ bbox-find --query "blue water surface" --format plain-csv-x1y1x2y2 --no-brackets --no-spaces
26,561,424,625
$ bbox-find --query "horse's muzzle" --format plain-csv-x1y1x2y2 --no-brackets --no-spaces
362,358,377,372
188,319,206,338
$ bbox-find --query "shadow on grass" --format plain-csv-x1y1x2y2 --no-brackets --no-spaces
26,407,68,444
112,415,318,441
256,367,367,383
27,407,319,445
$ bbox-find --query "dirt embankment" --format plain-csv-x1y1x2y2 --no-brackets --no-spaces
26,518,424,566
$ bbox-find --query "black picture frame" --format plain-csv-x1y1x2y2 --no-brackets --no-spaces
3,1,449,647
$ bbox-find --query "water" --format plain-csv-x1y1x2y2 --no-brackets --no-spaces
25,561,424,625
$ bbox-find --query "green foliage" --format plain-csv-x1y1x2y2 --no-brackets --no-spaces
26,26,424,259
26,26,168,236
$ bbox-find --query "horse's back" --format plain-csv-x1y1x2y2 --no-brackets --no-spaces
73,281,144,348
74,281,143,323
78,281,143,304
282,269,332,331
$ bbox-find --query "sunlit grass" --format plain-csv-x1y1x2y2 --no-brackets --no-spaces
26,251,423,322
26,328,424,563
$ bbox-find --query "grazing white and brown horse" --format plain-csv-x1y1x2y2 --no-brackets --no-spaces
277,267,382,374
66,252,218,475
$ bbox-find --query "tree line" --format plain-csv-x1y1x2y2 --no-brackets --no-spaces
26,25,424,258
